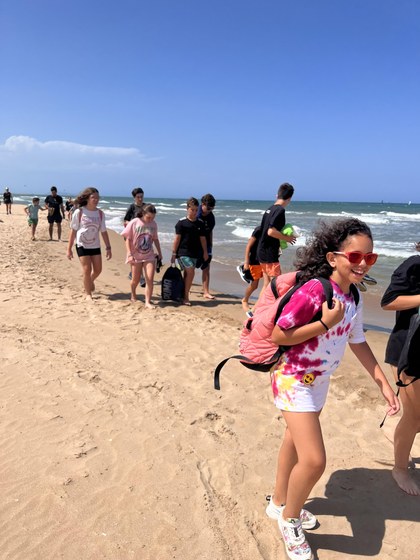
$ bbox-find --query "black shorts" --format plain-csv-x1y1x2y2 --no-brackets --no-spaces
47,215,63,224
76,245,101,257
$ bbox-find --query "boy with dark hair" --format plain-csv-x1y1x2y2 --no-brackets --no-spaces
197,193,216,299
171,197,208,306
124,187,145,225
45,186,65,240
257,182,297,295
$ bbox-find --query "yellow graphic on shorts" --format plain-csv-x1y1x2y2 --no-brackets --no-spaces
302,373,315,385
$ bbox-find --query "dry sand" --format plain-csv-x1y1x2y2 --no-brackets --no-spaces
0,207,418,560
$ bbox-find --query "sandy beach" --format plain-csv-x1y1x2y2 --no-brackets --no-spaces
0,207,419,560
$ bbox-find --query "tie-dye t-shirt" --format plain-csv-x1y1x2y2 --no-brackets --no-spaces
121,217,158,263
271,278,365,412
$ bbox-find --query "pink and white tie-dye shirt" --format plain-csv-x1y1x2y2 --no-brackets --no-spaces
271,278,365,411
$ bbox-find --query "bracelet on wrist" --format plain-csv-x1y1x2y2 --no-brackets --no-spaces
319,319,329,332
106,246,111,250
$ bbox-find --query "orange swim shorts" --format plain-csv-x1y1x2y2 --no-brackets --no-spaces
249,264,263,280
260,262,281,277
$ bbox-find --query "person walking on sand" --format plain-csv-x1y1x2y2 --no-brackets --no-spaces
121,203,162,308
3,187,13,214
66,187,112,301
171,197,208,306
197,193,216,299
45,186,65,240
237,225,263,314
265,218,399,560
25,197,46,240
381,241,420,496
257,183,297,296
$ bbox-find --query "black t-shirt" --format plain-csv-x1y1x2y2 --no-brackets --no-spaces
3,191,12,203
197,208,215,252
45,194,63,218
381,255,420,366
124,202,144,223
249,226,262,265
257,204,286,263
175,218,205,258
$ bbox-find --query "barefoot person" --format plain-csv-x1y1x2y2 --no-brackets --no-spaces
256,182,297,301
197,193,216,299
24,197,46,240
121,203,162,308
66,187,112,300
237,225,263,314
45,186,65,240
171,197,208,306
381,241,420,496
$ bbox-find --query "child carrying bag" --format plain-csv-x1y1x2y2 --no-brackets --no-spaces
214,271,359,390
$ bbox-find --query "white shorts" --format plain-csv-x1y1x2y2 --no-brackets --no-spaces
271,367,331,412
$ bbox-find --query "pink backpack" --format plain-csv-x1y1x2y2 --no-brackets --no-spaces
214,272,355,390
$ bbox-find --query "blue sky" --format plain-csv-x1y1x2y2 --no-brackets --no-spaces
1,0,419,202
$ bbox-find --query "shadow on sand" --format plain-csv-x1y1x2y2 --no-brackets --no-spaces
305,467,419,558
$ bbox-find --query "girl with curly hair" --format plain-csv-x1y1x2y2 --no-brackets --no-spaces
265,218,400,560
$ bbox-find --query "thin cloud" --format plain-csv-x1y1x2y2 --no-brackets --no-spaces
0,135,160,170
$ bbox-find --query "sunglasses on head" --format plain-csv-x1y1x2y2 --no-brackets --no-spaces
333,251,378,266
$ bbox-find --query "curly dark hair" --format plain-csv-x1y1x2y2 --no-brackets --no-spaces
75,187,99,207
294,218,373,282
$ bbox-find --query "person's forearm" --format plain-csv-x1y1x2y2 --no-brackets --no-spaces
272,321,328,346
382,294,420,311
154,239,162,258
349,342,389,388
102,231,111,249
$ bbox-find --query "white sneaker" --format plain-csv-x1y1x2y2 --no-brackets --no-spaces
278,510,314,560
265,495,317,530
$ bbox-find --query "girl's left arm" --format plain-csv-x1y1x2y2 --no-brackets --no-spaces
349,342,400,416
101,231,112,260
154,238,163,260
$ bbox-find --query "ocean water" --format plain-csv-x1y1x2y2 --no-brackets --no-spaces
15,194,419,302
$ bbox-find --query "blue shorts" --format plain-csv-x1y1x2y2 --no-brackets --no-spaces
177,256,197,269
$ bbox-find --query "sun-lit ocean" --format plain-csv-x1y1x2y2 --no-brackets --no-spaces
15,194,419,307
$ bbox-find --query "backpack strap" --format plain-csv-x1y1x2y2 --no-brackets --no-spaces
350,283,360,306
270,277,279,299
273,277,334,324
214,355,249,390
214,352,282,390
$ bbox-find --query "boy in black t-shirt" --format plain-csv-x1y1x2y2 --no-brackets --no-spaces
45,186,65,240
171,197,208,306
124,187,145,225
197,193,216,299
257,182,297,297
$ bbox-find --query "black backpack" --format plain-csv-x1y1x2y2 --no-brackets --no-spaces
161,266,184,302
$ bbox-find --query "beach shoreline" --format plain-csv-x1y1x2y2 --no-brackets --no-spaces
1,205,418,560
